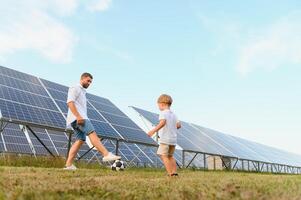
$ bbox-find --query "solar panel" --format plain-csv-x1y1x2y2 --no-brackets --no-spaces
0,66,41,85
40,79,122,140
0,123,33,154
194,125,268,162
131,106,235,156
0,67,66,131
27,127,58,155
131,106,301,168
230,136,301,166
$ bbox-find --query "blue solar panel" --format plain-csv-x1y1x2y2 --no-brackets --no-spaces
0,66,67,130
0,99,66,129
46,88,68,102
0,85,58,111
0,74,48,96
86,93,115,107
90,120,121,139
100,112,140,129
1,123,33,154
40,78,69,93
193,125,266,162
230,136,301,166
0,66,41,85
131,106,301,168
88,101,127,117
131,106,159,125
112,124,156,145
181,122,235,157
40,79,125,141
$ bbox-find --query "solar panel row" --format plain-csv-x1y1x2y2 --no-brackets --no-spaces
0,66,158,166
131,106,301,167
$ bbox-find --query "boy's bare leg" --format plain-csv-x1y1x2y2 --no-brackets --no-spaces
66,140,84,166
160,155,173,175
88,132,109,157
169,156,177,174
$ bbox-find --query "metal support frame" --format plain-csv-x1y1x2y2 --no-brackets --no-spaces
0,121,8,152
182,150,185,168
26,125,55,157
115,140,119,156
186,152,199,168
204,153,207,169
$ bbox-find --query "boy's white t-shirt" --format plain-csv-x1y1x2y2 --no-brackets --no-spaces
158,109,179,145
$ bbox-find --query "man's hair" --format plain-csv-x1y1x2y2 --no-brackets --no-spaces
157,94,173,106
81,72,93,79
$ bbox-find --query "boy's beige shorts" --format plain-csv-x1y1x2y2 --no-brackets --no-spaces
157,143,176,156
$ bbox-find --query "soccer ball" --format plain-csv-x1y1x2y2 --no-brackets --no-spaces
111,160,125,171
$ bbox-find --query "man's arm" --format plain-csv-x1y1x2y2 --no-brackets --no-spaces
68,102,84,125
147,119,166,137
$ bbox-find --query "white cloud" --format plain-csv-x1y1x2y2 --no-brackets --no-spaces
0,0,78,63
237,11,301,76
87,0,112,12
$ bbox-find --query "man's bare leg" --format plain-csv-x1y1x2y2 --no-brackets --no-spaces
88,132,109,157
66,140,84,167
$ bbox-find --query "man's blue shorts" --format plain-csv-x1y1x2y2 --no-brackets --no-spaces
71,119,95,142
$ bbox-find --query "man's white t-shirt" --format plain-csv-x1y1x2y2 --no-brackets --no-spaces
66,84,88,127
158,109,179,145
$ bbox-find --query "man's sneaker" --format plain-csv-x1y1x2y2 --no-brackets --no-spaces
103,152,121,162
64,164,77,171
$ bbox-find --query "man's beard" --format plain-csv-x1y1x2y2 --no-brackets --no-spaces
82,84,89,89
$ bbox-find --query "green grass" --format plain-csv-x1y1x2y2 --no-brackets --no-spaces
0,155,301,200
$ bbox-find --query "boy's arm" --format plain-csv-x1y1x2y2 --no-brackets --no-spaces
147,119,166,137
176,121,181,129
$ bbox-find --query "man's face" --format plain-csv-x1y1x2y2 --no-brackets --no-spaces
81,76,93,89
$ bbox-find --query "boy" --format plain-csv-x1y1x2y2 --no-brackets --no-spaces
147,94,181,176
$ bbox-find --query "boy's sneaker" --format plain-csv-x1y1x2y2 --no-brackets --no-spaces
103,152,121,162
64,164,77,171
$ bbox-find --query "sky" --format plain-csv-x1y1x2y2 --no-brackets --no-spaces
0,0,300,155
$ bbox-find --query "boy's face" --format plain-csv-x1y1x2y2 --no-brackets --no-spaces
157,103,169,111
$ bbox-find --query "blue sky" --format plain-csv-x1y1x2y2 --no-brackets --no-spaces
0,0,300,155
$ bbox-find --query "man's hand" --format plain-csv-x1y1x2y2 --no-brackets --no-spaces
77,116,85,126
147,130,155,137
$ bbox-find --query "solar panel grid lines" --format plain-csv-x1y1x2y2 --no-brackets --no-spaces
191,124,272,163
38,78,68,121
40,78,122,140
0,74,48,97
86,99,125,140
185,123,238,158
133,143,155,164
0,67,67,131
131,106,301,168
180,122,236,157
0,123,33,154
0,66,41,85
87,99,157,145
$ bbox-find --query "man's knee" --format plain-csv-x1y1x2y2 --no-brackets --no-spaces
75,140,85,145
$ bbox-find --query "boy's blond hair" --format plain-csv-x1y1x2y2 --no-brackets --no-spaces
157,94,173,106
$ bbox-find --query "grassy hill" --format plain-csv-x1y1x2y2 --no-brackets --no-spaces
0,155,301,200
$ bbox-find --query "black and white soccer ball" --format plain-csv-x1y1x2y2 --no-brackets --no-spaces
111,160,125,171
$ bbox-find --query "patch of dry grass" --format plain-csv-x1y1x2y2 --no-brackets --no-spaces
1,165,301,200
0,155,301,199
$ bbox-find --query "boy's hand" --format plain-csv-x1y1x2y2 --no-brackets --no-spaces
147,130,155,137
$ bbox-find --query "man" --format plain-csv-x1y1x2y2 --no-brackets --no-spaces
64,73,121,170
